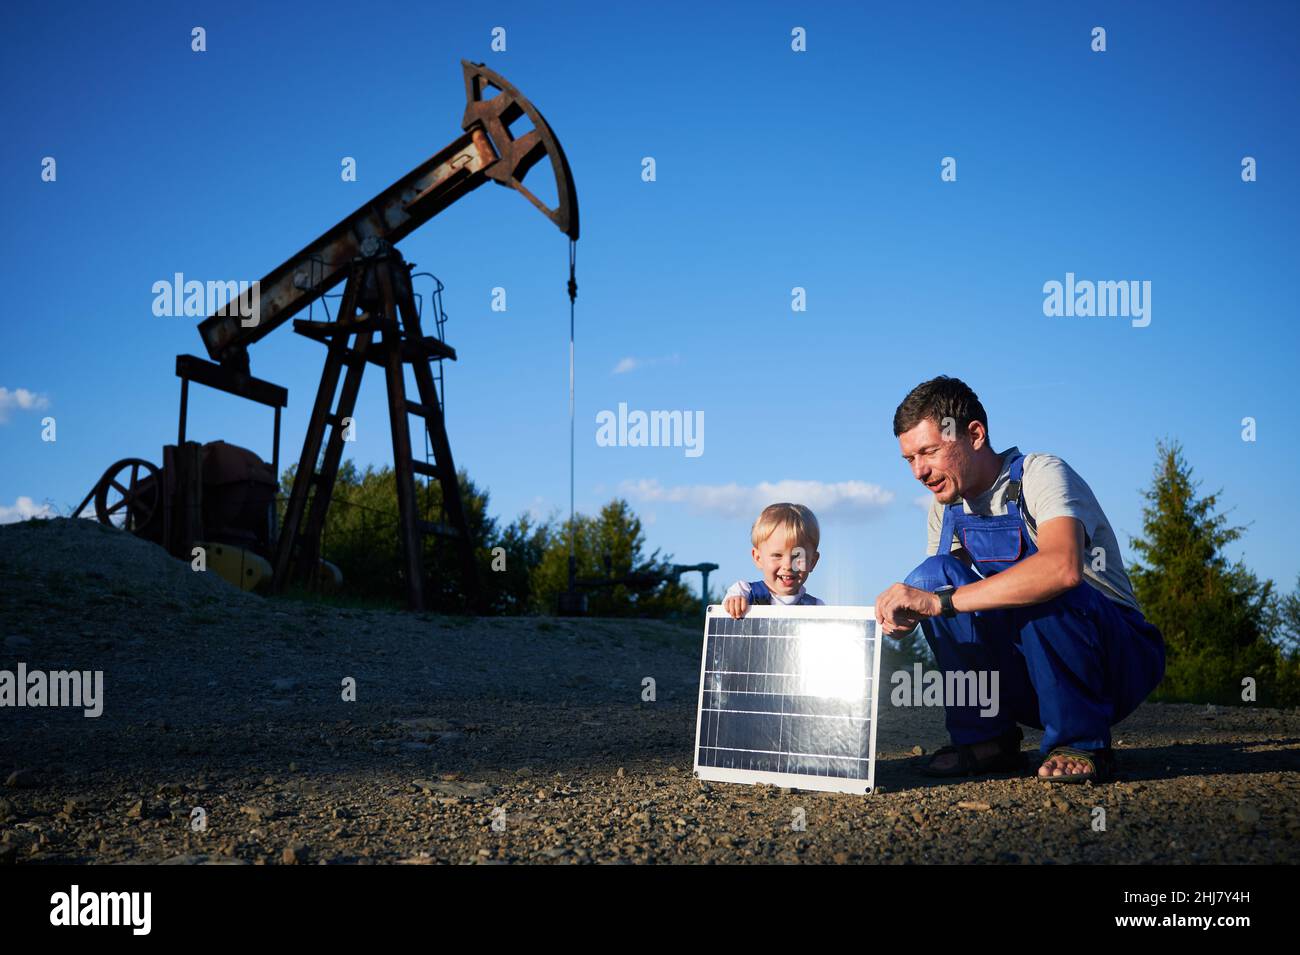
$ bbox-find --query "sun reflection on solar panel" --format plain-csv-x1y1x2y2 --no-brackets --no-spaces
794,623,868,700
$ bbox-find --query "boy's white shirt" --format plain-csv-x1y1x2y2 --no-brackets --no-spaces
724,579,826,606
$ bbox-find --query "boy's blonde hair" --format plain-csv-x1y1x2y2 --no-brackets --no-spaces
750,503,820,551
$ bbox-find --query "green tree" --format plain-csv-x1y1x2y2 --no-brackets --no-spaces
531,499,703,618
1129,441,1297,705
1270,575,1300,656
280,460,499,612
491,511,553,614
277,465,704,618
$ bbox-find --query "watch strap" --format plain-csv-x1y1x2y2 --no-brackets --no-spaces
936,585,957,618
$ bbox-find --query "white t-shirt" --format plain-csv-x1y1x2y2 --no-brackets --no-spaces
926,446,1141,613
724,579,826,606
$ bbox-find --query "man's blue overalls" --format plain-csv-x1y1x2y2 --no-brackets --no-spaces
902,454,1165,755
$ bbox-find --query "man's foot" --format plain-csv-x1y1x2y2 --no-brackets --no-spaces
1036,746,1116,783
918,726,1025,778
927,737,1005,773
1037,752,1092,777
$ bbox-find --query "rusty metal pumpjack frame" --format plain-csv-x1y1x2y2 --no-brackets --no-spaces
177,61,579,611
276,242,469,611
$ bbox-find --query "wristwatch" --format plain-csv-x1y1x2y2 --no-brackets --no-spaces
934,585,958,618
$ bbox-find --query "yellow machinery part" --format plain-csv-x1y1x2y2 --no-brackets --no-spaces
199,541,272,592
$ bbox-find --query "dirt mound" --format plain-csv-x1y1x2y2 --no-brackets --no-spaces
0,517,246,605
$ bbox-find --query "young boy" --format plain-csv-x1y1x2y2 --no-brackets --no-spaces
722,502,824,617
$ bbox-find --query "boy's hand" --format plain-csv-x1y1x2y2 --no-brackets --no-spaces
723,595,750,619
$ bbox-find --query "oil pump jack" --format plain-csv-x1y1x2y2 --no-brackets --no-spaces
78,61,578,611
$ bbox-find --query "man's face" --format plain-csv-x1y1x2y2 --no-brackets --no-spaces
899,416,983,505
751,531,819,596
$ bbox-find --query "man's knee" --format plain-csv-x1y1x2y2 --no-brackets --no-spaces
904,554,976,590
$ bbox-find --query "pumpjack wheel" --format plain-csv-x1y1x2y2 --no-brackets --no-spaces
91,458,161,532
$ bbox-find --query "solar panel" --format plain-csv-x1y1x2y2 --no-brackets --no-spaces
692,604,882,795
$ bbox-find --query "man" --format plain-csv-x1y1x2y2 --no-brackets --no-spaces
874,376,1165,782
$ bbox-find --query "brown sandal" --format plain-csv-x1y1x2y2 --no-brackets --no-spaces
918,726,1026,778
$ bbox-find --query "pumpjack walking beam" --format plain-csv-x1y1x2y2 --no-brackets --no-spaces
195,60,578,375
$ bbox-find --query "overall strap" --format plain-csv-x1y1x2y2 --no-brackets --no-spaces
748,580,772,605
938,498,959,556
1004,453,1026,523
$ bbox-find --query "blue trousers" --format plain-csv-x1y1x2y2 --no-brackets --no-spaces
903,555,1166,754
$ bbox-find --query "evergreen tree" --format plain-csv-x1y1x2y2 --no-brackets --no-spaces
1129,441,1295,705
1273,575,1300,656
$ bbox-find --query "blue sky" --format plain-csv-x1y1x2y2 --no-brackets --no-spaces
2,1,1297,605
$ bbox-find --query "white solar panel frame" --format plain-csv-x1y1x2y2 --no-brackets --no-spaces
692,604,882,795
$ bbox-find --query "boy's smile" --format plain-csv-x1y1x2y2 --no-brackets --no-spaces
752,532,819,596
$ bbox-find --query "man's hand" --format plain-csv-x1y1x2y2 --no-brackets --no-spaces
874,582,941,637
723,594,750,619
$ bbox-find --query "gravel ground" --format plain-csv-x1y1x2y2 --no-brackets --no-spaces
2,519,1298,865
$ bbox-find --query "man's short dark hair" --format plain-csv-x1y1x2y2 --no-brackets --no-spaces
892,376,990,439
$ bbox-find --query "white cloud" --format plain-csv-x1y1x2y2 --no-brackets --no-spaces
621,478,895,522
611,353,681,376
914,494,933,511
0,496,57,524
0,387,50,423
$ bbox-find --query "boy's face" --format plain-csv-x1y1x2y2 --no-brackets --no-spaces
751,531,819,596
